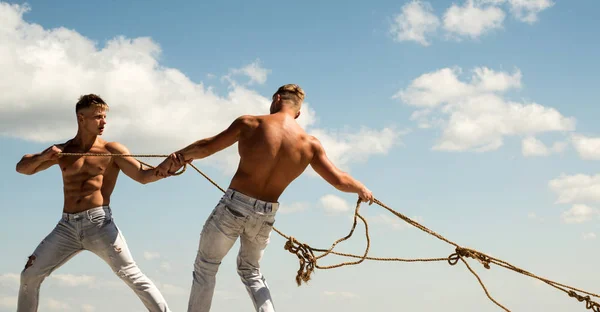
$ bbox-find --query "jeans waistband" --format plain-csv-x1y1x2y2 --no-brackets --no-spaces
225,189,279,213
62,206,111,221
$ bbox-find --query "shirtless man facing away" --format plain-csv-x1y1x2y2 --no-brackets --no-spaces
15,94,171,312
155,84,374,312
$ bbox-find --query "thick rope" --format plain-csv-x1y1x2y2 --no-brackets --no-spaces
58,152,600,312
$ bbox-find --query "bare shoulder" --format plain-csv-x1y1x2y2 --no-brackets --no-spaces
105,141,131,154
235,114,260,128
307,135,324,153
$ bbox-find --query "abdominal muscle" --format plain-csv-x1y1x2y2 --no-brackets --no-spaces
59,156,118,214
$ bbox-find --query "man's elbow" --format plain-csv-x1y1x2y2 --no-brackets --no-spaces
15,164,32,175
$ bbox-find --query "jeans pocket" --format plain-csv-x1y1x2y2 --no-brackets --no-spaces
216,204,246,237
256,217,275,241
89,212,111,226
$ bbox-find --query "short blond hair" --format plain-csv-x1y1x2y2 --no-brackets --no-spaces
273,84,305,105
76,94,109,113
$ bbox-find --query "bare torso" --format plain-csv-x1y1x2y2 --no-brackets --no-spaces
59,138,120,213
228,114,316,202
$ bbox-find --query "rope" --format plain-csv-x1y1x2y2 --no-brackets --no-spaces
58,152,600,311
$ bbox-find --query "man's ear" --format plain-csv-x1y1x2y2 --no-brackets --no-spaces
295,111,301,119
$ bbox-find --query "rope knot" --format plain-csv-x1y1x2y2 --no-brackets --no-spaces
283,236,317,286
568,291,600,312
448,247,491,269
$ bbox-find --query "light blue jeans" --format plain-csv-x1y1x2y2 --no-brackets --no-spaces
17,206,170,312
188,189,278,312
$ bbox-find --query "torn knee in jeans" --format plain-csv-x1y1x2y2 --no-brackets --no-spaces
24,255,36,270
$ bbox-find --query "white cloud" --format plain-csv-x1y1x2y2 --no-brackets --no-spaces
390,0,440,46
394,66,575,152
46,298,71,310
583,232,597,240
309,127,401,171
320,194,351,215
521,136,566,157
226,59,271,85
0,3,397,177
561,204,597,224
160,262,172,272
571,134,600,160
370,214,423,230
527,212,536,219
323,291,359,298
144,251,161,260
50,274,95,287
0,296,17,308
508,0,554,23
549,174,600,204
162,283,187,296
443,0,505,39
0,273,19,289
278,202,309,214
81,304,95,312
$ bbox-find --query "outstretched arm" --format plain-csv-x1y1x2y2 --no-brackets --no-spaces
309,137,374,204
16,145,62,175
155,115,255,176
106,142,164,184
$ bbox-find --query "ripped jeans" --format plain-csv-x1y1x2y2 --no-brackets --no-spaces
17,206,170,312
188,189,278,312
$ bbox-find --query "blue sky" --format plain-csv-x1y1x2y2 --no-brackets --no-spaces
1,0,600,311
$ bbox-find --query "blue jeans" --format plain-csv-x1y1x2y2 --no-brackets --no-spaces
17,206,170,312
188,189,278,312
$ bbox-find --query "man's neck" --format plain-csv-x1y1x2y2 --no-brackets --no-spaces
72,131,98,151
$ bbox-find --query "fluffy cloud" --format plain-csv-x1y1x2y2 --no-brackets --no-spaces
561,204,597,224
549,174,600,204
0,273,19,289
571,134,600,160
81,304,96,312
521,136,566,157
51,274,95,287
443,0,505,39
225,59,271,85
46,298,71,310
390,0,440,46
369,214,423,230
395,66,575,152
320,194,351,215
309,127,401,171
583,232,597,240
0,3,399,176
143,251,161,260
278,202,309,214
508,0,554,23
0,296,17,308
390,0,553,46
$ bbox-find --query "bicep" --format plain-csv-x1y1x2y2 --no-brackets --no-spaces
108,144,143,175
309,142,343,185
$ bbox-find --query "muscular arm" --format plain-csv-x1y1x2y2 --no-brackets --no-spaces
106,142,163,184
176,115,255,161
309,137,367,194
15,145,60,175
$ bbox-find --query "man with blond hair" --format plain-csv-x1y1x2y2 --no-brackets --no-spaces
15,94,171,312
156,84,374,312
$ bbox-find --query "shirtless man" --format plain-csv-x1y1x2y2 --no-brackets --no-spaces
15,94,171,312
155,84,374,312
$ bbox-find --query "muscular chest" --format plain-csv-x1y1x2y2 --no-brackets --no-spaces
59,148,113,177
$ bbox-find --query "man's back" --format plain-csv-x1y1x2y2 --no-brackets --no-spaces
229,113,315,202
